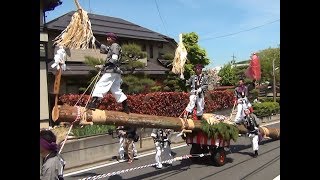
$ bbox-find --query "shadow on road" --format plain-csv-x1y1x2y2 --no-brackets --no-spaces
230,138,278,155
70,172,100,178
108,175,123,180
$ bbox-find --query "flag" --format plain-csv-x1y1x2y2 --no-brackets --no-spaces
245,53,261,81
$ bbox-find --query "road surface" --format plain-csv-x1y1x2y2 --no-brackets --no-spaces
65,122,280,180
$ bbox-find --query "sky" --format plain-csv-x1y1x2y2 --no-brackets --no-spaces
45,0,280,68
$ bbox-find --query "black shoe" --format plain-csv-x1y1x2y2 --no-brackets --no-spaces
253,150,258,158
87,97,99,110
197,116,202,120
122,99,130,114
186,112,193,119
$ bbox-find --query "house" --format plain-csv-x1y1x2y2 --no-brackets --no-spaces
45,11,177,95
40,0,62,129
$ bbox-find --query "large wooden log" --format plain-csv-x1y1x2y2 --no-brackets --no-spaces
52,105,280,140
52,105,202,131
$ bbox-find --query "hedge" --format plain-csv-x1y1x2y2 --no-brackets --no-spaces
258,97,280,103
72,125,115,138
252,102,280,118
59,90,234,117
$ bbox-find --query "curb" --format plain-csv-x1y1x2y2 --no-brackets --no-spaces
63,141,187,174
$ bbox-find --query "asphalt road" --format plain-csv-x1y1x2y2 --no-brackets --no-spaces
65,122,280,180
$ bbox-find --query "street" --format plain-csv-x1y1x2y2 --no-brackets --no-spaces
65,122,280,180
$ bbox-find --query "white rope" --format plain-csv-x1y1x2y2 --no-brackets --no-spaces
57,32,103,155
58,70,100,154
78,155,194,180
58,106,81,154
74,71,101,107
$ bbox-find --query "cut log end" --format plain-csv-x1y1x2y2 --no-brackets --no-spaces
52,105,60,122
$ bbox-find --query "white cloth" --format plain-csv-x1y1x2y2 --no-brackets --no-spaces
155,141,172,168
234,97,252,123
185,94,205,116
248,133,259,151
92,73,127,102
51,46,67,71
119,136,125,159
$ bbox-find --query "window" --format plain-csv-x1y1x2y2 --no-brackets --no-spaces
40,43,46,58
149,45,153,58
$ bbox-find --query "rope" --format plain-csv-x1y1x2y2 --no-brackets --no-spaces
74,71,101,107
228,100,237,121
57,32,104,154
58,66,100,154
58,106,81,154
77,154,211,180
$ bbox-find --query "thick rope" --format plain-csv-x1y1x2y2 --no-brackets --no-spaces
77,154,212,180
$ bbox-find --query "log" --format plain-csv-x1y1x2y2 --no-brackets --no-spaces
52,105,202,131
52,105,280,140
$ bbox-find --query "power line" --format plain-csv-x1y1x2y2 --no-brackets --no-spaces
154,0,168,35
201,19,280,41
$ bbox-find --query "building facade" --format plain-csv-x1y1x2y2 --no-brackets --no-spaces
45,11,177,95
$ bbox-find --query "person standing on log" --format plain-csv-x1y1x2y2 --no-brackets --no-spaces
234,78,253,124
40,130,65,180
151,129,173,169
240,108,260,158
184,64,209,120
87,32,130,114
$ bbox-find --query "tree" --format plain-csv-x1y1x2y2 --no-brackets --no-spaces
257,46,280,83
121,74,155,94
203,68,221,90
218,62,237,86
162,71,185,92
121,43,147,74
182,32,210,80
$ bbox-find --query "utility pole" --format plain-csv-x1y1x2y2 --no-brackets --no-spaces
272,59,276,102
231,53,236,64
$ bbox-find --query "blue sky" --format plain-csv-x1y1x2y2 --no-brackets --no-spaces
45,0,280,68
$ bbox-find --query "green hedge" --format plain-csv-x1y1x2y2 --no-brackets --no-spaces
252,102,280,118
72,125,116,138
258,97,280,103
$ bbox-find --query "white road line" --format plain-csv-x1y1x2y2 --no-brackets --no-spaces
64,144,188,177
64,121,280,177
273,175,280,180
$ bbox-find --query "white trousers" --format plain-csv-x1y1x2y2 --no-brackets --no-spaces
119,137,137,159
185,95,205,116
92,73,127,103
248,133,259,151
155,141,172,168
234,101,252,123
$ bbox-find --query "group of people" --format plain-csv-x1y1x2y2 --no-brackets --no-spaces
116,126,138,163
41,32,262,179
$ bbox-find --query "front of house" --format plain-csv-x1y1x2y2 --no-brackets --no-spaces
45,11,177,96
